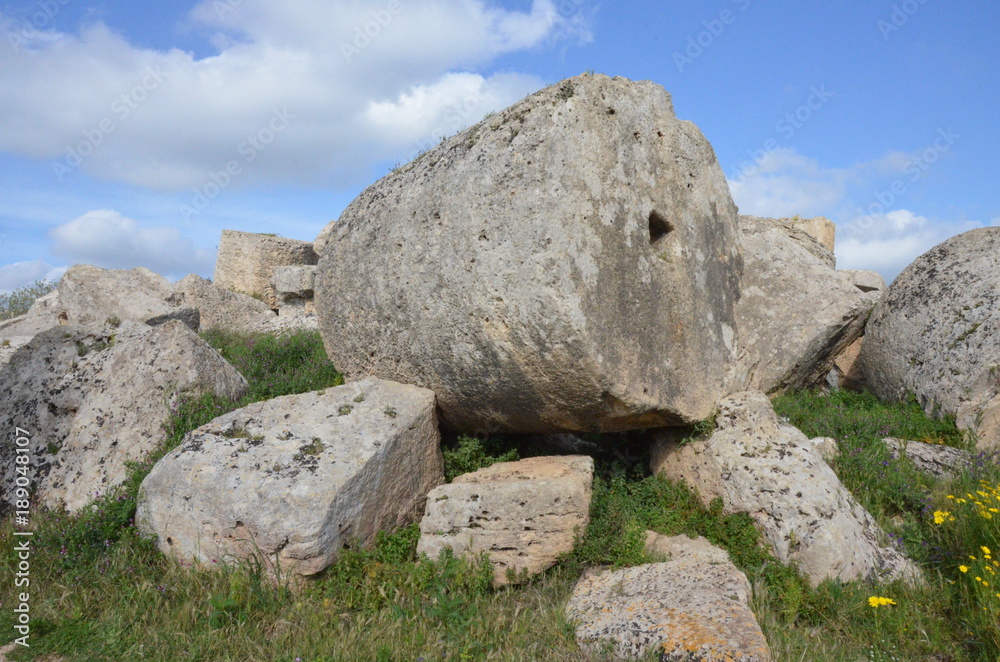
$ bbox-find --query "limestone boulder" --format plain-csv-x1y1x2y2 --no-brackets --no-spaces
883,437,971,480
734,215,874,393
859,227,1000,448
566,532,771,661
650,392,921,586
839,269,886,294
316,73,743,434
0,321,248,513
136,378,442,580
214,230,318,309
0,336,31,369
826,337,868,391
0,266,199,340
417,455,593,585
173,274,277,333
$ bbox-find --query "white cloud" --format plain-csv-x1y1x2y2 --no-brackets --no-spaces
49,210,215,278
0,260,65,292
836,210,986,282
728,148,853,218
0,1,587,191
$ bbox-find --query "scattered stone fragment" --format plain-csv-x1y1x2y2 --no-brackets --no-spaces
137,378,442,581
0,321,248,513
214,230,318,308
883,437,971,479
566,531,771,661
417,455,593,585
650,391,922,586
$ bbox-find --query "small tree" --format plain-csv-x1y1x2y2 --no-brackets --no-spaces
0,279,57,321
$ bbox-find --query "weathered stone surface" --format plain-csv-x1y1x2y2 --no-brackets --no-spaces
173,274,278,333
271,266,316,299
789,215,835,254
567,533,771,661
0,336,31,369
826,337,868,391
839,269,886,294
806,437,840,464
860,228,1000,449
734,215,874,393
650,392,921,586
214,230,318,309
137,378,442,580
0,321,248,513
316,73,743,434
0,266,199,340
883,437,971,479
417,455,592,585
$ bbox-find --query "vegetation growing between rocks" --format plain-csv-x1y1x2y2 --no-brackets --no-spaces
0,279,56,320
4,335,1000,660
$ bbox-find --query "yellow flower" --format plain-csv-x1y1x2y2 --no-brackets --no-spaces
984,546,993,556
960,565,970,573
868,596,897,607
933,510,954,524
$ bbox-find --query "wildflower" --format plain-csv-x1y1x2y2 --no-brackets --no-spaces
933,510,954,524
984,546,993,556
868,596,897,607
960,565,970,573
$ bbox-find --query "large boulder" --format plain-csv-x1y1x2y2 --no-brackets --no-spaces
733,215,875,393
136,378,442,580
651,392,921,586
214,230,318,309
859,228,1000,448
315,73,743,434
0,265,199,340
0,321,248,513
566,531,771,661
173,274,278,333
417,455,593,585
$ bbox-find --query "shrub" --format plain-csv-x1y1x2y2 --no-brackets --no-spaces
0,278,56,320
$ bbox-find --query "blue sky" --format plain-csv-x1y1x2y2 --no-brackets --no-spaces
1,0,997,291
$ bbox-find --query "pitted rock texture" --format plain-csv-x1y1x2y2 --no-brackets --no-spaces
566,534,771,661
137,378,442,580
173,274,278,332
0,321,248,513
650,392,921,586
0,265,198,340
883,437,971,479
859,227,1000,448
214,230,318,309
0,335,31,369
417,455,593,585
734,215,875,393
315,73,743,434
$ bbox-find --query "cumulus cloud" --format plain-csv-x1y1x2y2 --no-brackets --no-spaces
836,210,986,282
0,260,66,292
0,0,588,191
727,147,989,282
49,210,215,278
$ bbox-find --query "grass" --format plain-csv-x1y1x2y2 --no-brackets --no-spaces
0,279,56,321
4,335,1000,660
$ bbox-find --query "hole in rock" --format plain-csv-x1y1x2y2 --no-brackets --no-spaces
648,211,674,247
